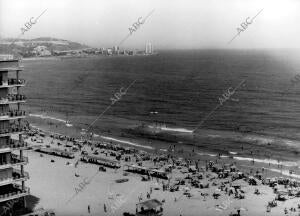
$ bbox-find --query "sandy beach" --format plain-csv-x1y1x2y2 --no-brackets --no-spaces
20,126,300,216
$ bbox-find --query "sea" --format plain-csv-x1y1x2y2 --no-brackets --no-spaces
21,49,300,170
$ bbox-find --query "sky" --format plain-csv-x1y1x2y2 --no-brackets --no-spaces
0,0,299,49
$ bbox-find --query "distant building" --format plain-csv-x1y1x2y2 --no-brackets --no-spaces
119,50,127,55
32,46,51,57
106,48,113,55
112,46,119,55
145,42,153,55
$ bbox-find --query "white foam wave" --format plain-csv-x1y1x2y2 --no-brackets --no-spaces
148,125,193,133
100,136,154,150
29,114,67,123
196,152,298,168
207,134,221,138
197,152,217,157
220,155,229,158
265,168,300,179
233,156,298,167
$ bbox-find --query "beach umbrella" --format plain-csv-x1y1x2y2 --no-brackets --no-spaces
215,188,221,193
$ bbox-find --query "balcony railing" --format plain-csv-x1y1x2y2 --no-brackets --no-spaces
12,169,29,180
0,185,30,202
0,155,28,170
9,140,28,150
11,154,28,165
0,94,26,104
7,79,25,86
0,79,26,88
0,140,28,153
0,110,26,120
0,169,29,186
0,126,26,137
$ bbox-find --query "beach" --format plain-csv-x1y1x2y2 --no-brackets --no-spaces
21,124,300,216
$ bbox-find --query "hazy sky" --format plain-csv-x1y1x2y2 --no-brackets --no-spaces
0,0,299,49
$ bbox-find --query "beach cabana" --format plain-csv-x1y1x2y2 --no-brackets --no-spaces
124,164,150,175
37,147,75,159
150,169,169,180
136,199,163,216
81,154,121,168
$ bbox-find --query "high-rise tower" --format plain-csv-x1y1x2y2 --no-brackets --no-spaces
0,54,29,216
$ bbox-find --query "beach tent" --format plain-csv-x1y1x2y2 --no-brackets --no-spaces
136,199,163,216
248,176,261,185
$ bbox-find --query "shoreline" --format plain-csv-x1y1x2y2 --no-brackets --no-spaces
27,111,300,167
22,114,300,216
27,114,300,180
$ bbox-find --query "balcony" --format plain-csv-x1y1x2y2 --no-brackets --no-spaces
10,140,28,150
0,126,26,137
0,155,28,170
0,184,30,203
0,110,26,121
0,79,26,88
11,154,28,166
0,147,10,154
0,59,23,72
0,141,28,154
0,169,29,186
0,94,26,104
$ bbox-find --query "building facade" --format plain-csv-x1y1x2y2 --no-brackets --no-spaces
0,55,29,216
145,42,153,55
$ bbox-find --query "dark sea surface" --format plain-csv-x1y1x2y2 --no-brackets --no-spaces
21,50,300,166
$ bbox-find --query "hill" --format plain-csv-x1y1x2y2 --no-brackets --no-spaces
0,37,90,57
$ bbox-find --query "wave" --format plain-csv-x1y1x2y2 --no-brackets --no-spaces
29,114,67,124
148,125,193,133
160,148,168,152
196,152,298,168
197,152,217,157
100,136,154,150
233,156,298,167
265,168,300,179
208,134,221,138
